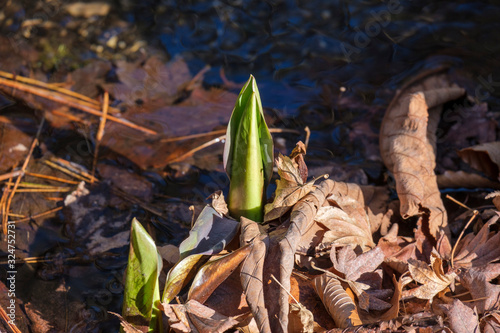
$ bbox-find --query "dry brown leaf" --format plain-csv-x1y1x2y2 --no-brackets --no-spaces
287,303,315,333
482,312,500,333
406,250,456,301
331,246,385,282
315,182,375,251
209,190,229,216
458,142,500,181
378,224,418,274
278,179,337,331
188,243,252,304
239,217,271,333
109,312,143,333
441,300,479,333
161,300,250,333
289,141,309,183
358,275,411,325
437,171,500,189
329,246,386,312
380,71,465,240
453,214,500,269
264,153,318,222
313,273,361,328
485,191,500,210
459,268,500,314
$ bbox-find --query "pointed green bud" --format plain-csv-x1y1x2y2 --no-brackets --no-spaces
223,75,273,222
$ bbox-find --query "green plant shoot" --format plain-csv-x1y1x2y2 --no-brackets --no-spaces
223,75,273,222
122,218,162,332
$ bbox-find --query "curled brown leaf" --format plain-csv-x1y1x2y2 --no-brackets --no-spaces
380,71,465,240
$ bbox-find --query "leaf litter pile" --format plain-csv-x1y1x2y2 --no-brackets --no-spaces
1,46,500,332
146,69,500,333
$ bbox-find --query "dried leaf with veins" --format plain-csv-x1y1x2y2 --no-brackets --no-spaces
315,182,375,251
453,214,500,270
486,191,500,210
264,153,321,222
188,243,252,304
458,268,500,314
287,303,316,333
405,250,456,301
437,171,500,190
441,300,480,333
313,273,361,329
458,142,500,181
380,71,465,240
278,179,338,331
209,190,228,216
289,141,308,183
330,246,386,311
239,217,271,333
160,299,250,333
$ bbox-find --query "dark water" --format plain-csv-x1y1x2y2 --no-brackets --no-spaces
1,0,500,331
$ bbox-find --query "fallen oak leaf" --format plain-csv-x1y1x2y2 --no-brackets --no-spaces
160,299,251,333
405,249,456,302
264,153,327,222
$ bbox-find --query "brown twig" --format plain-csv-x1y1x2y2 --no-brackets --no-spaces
0,170,22,182
0,76,157,135
0,305,22,333
450,210,479,268
166,128,302,164
10,206,63,223
91,91,109,183
2,118,45,233
25,171,79,184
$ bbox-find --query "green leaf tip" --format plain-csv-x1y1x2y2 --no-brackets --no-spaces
122,218,162,332
223,75,273,222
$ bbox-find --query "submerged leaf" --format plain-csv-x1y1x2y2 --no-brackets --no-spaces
122,218,162,332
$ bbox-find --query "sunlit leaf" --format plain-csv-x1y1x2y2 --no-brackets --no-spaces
188,243,252,304
163,205,240,303
264,154,319,222
162,254,208,304
122,218,162,332
179,205,239,259
223,75,273,222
